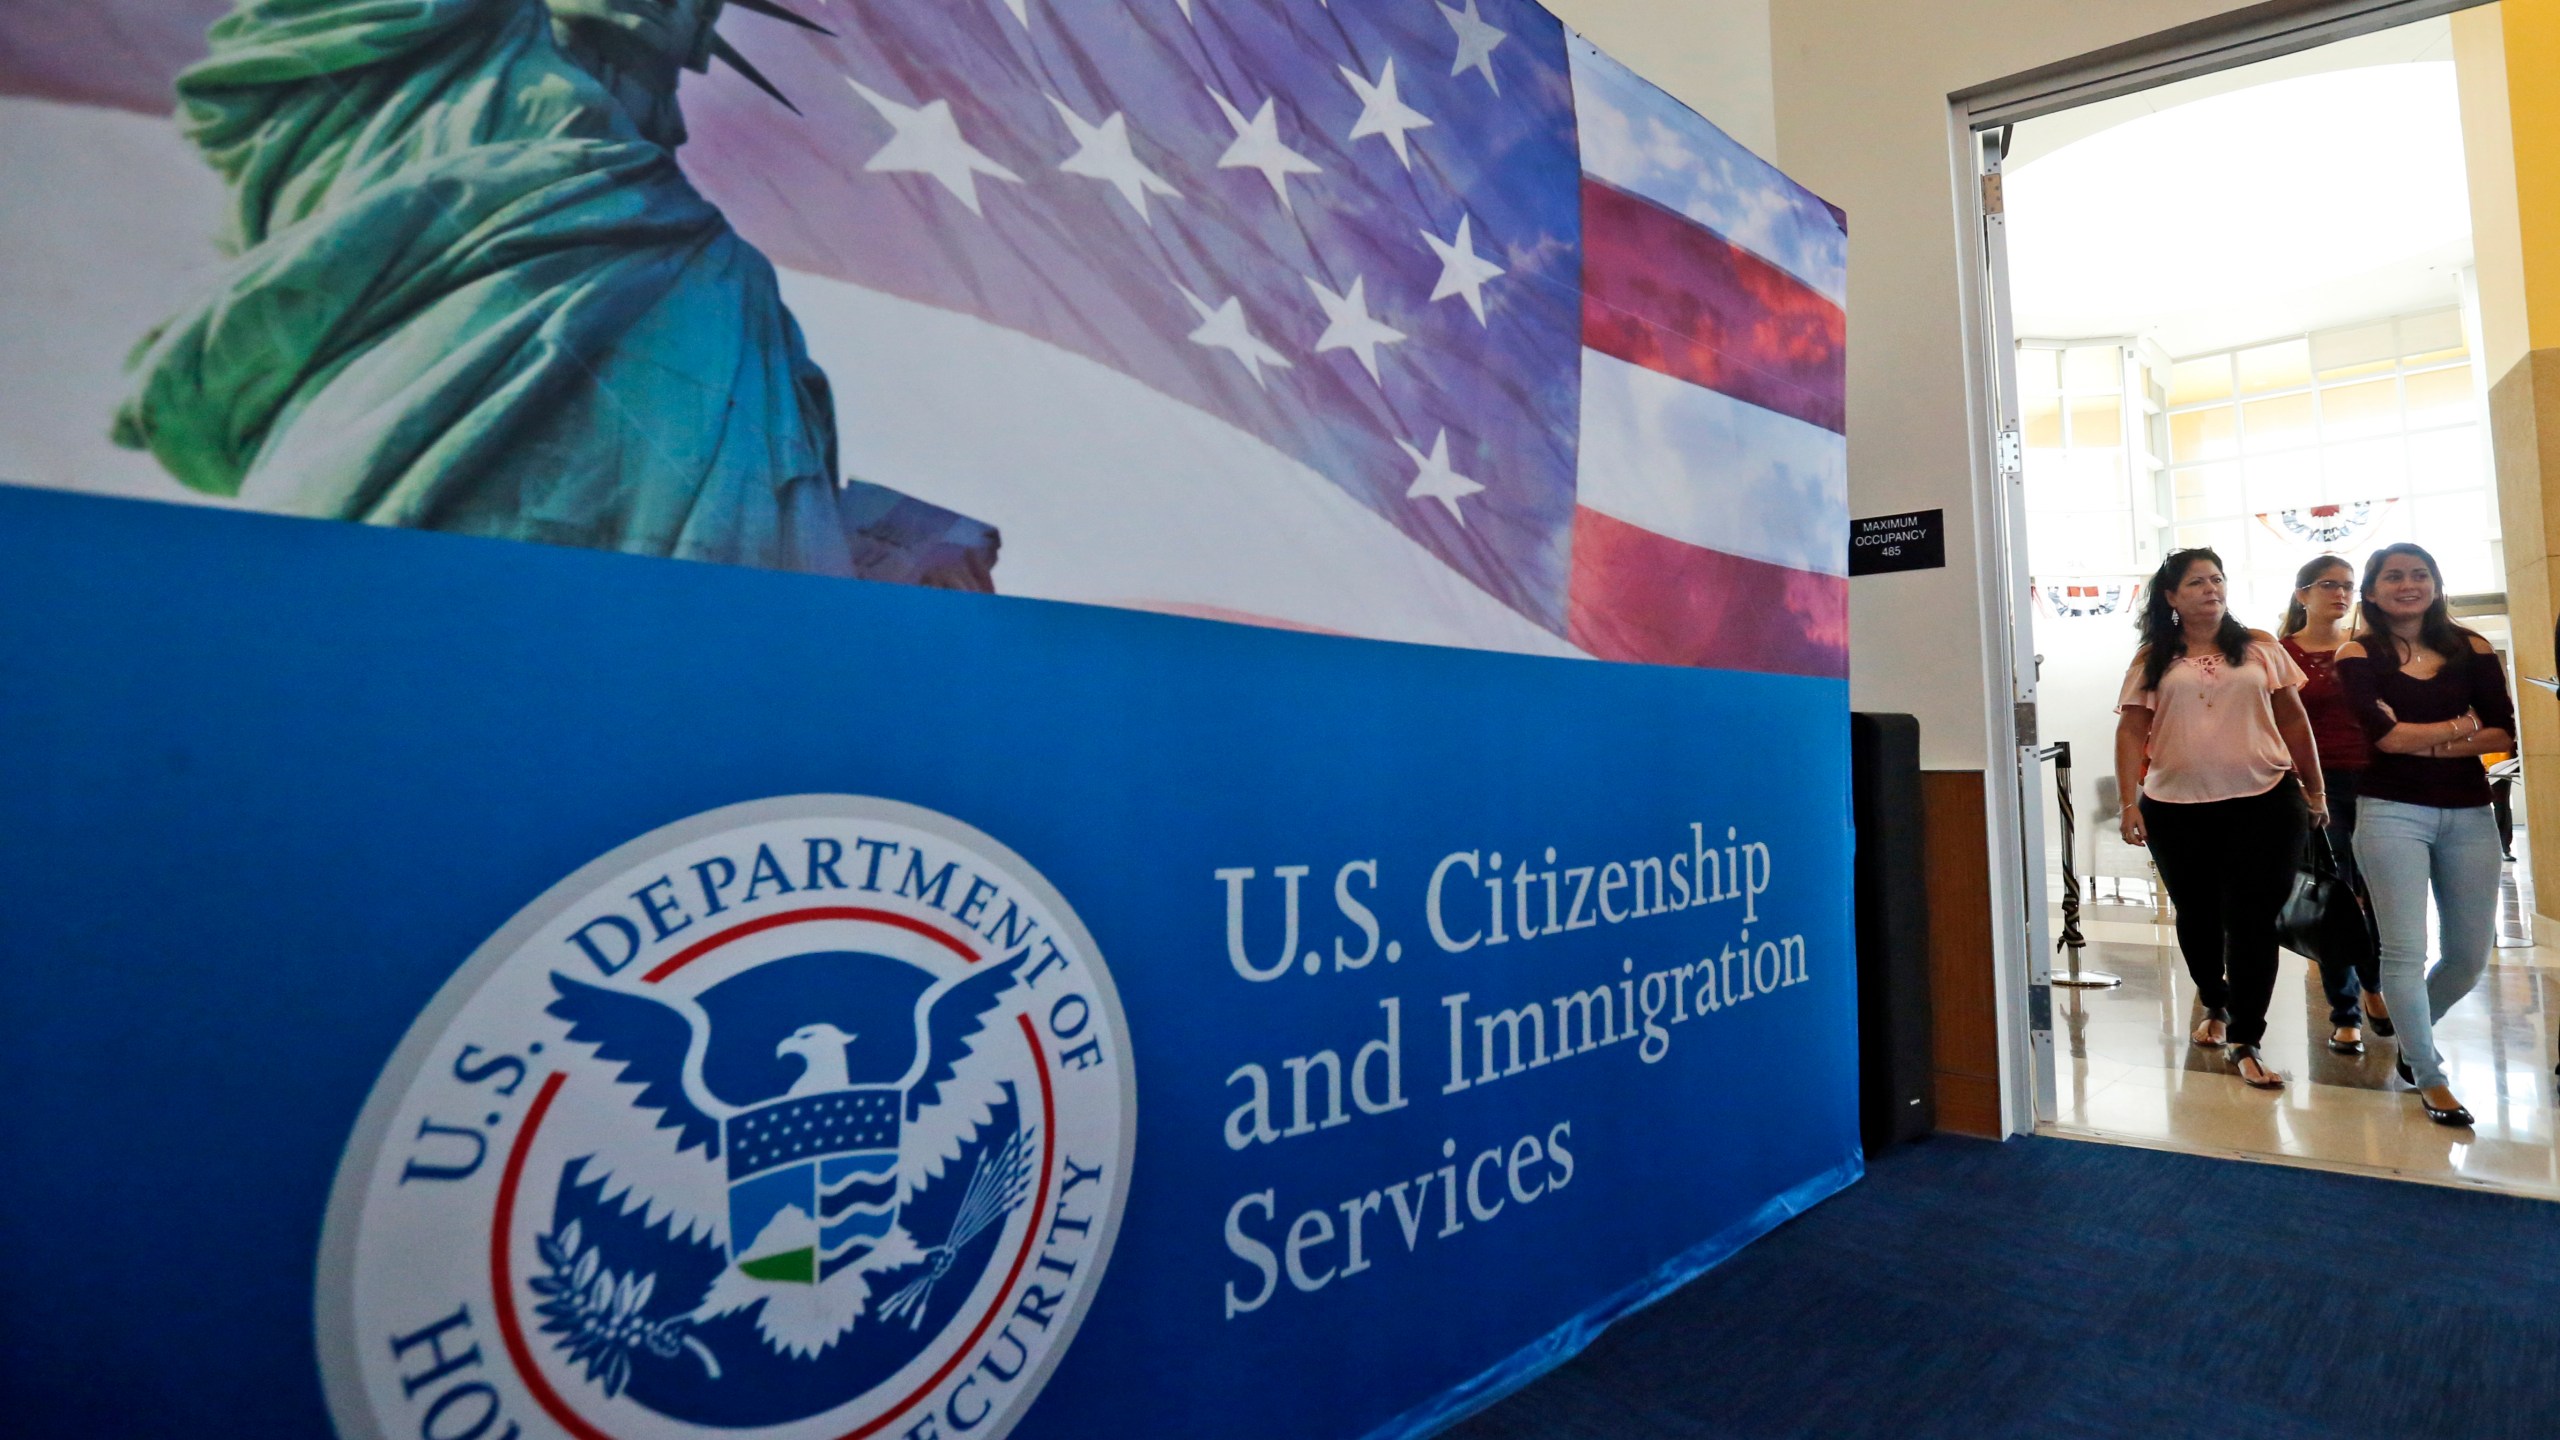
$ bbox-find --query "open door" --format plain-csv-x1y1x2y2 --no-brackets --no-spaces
1976,125,2062,1127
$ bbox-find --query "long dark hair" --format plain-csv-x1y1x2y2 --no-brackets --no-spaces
2279,553,2355,637
2138,547,2251,689
2356,541,2477,670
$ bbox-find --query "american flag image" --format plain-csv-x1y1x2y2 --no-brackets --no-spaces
680,0,1847,676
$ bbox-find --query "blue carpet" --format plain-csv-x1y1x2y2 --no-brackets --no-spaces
1450,1134,2560,1440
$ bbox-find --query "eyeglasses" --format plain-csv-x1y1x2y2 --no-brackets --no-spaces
2305,580,2355,594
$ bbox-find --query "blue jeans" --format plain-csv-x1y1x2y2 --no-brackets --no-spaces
2353,797,2502,1090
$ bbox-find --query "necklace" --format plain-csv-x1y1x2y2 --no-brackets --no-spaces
2185,651,2227,710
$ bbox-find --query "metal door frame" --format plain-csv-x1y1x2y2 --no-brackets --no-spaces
1943,0,2494,1134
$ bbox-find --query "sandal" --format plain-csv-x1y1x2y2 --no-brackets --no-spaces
2328,1026,2364,1056
2190,1009,2229,1047
2229,1043,2285,1091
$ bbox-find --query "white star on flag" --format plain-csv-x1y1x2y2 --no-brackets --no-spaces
1399,429,1484,522
1050,99,1180,221
1302,274,1406,383
1208,89,1324,212
1339,59,1433,170
845,79,1023,216
1440,0,1507,93
1180,287,1293,386
1422,214,1505,325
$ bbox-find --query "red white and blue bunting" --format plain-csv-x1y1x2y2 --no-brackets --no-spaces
2254,499,2398,550
2035,577,2142,620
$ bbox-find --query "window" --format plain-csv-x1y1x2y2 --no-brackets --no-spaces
2018,342,2140,574
2152,307,2496,596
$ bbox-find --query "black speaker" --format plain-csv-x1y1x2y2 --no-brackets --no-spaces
1851,712,1935,1150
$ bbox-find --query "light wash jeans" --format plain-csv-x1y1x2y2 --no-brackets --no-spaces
2353,797,2503,1090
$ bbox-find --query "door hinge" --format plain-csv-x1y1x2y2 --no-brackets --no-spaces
2029,982,2052,1032
2015,700,2038,747
1981,171,2005,215
1997,424,2023,479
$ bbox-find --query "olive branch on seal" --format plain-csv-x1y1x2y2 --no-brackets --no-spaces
531,1219,721,1394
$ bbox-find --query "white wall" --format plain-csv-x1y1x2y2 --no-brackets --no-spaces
1546,0,1778,161
2032,602,2146,880
1770,0,2280,768
2453,4,2528,381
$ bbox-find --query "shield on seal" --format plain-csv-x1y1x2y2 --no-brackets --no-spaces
721,1085,905,1283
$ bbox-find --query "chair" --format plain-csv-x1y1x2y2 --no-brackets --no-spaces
2092,773,2168,917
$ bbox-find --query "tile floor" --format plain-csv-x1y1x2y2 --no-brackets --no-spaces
2044,895,2560,1199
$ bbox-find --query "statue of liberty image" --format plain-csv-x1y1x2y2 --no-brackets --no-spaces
112,0,999,589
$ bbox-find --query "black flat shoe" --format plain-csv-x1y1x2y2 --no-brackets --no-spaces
2329,1027,2364,1056
2418,1094,2475,1128
2396,1057,2415,1087
2370,1012,2396,1038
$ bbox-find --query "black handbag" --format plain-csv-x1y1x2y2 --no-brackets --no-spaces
2276,828,2376,970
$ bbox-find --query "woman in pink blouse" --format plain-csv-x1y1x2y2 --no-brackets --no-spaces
2114,548,2328,1091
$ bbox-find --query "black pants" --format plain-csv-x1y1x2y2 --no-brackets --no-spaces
2140,777,2308,1047
2312,770,2380,1027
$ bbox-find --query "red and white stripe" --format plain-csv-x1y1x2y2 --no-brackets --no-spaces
1564,40,1849,680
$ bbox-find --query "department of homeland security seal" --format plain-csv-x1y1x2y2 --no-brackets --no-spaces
318,797,1134,1440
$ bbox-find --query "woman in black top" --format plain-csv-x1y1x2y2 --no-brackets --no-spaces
2335,543,2516,1127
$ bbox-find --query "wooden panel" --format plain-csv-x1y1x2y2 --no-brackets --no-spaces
1920,769,2002,1138
1932,1072,2003,1141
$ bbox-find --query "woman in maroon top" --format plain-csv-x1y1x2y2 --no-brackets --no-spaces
2336,542,2516,1127
2278,554,2389,1054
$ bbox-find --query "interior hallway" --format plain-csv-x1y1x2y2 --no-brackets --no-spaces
2047,827,2560,1197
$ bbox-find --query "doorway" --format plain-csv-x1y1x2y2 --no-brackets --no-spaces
1967,2,2560,1196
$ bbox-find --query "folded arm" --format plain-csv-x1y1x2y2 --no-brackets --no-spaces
2336,641,2510,754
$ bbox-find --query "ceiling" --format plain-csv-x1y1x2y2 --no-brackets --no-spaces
2003,17,2474,359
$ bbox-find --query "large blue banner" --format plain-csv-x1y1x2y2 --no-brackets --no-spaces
0,486,1859,1440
